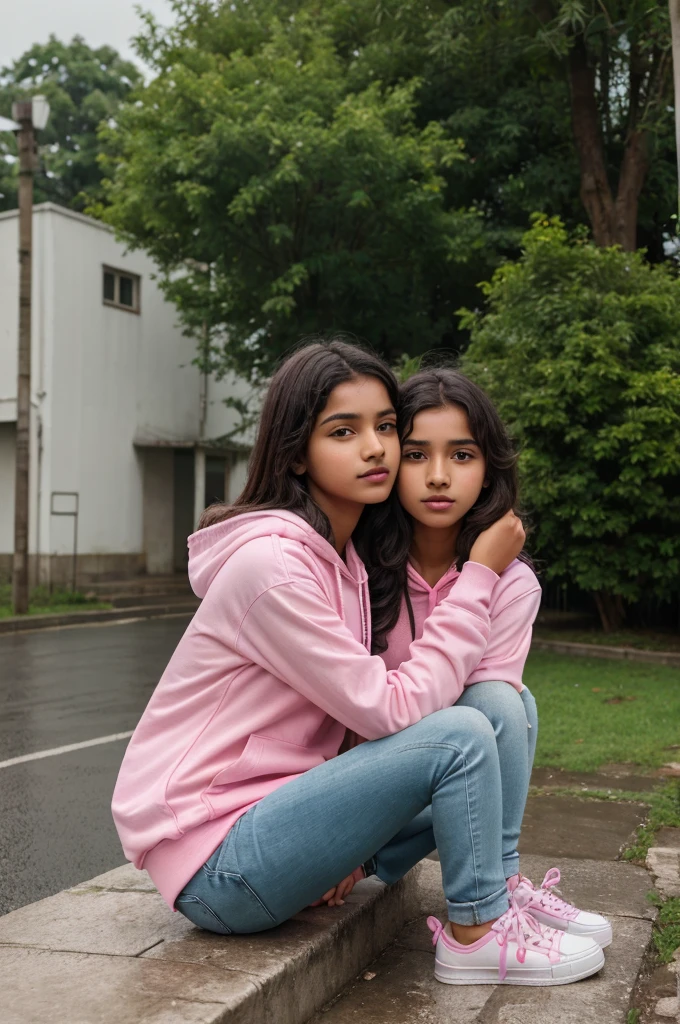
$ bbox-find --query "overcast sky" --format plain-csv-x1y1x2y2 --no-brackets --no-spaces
2,0,175,71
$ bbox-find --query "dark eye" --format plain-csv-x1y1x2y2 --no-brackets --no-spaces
377,421,397,432
403,451,425,461
453,451,473,461
330,427,354,438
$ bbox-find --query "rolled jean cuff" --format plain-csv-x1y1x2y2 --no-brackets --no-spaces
446,884,510,926
502,852,520,880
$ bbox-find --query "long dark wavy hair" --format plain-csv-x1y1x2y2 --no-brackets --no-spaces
198,337,399,545
355,367,531,654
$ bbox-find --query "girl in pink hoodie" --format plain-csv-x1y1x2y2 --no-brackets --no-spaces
112,340,605,986
357,367,612,952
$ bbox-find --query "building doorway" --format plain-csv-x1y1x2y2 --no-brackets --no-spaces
204,456,227,508
173,449,195,572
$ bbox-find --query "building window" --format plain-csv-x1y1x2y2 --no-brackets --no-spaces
103,266,140,313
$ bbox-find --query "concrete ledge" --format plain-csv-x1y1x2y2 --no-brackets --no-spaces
0,602,198,635
647,847,680,898
532,638,680,668
0,862,420,1024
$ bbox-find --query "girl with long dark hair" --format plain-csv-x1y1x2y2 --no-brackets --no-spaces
112,341,604,987
356,367,612,968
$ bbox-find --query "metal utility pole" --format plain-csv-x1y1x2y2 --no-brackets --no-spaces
11,101,35,615
8,96,49,615
671,1,680,220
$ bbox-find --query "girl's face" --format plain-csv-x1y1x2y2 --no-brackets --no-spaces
397,404,487,530
296,375,400,509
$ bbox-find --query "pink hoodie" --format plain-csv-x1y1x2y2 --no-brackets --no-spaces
112,511,500,909
380,559,542,688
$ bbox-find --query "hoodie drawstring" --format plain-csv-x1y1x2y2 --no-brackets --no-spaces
336,564,370,651
335,565,346,626
359,578,369,651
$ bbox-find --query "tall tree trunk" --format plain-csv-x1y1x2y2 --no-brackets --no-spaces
593,591,627,633
567,35,654,251
568,36,617,246
614,129,649,252
671,0,680,220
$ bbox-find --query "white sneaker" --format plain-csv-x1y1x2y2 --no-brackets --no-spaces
512,868,613,948
427,889,605,986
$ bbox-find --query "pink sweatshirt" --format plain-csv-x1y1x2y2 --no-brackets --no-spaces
381,559,542,689
112,510,501,909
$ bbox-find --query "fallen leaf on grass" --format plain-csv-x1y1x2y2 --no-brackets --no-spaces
574,739,584,744
604,696,637,705
591,687,602,692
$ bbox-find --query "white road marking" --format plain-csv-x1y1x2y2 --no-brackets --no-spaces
0,731,134,769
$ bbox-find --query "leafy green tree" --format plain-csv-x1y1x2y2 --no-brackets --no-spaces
419,1,676,255
0,36,142,211
98,3,478,379
98,0,679,384
461,217,680,630
276,1,676,255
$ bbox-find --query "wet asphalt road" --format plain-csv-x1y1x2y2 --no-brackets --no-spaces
0,616,191,916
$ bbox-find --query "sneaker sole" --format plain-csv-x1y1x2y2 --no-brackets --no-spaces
434,944,605,986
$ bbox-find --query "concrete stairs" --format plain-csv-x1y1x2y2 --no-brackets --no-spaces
84,575,194,600
0,575,199,634
0,862,420,1024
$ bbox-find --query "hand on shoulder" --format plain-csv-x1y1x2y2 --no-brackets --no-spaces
469,512,526,577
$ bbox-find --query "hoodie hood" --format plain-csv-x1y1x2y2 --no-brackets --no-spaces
406,558,460,596
188,509,366,599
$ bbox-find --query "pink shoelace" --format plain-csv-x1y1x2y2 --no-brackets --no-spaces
428,890,562,982
520,868,579,921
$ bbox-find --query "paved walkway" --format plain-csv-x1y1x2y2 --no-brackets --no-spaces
310,776,658,1024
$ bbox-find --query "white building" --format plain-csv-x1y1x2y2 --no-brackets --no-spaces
0,203,251,585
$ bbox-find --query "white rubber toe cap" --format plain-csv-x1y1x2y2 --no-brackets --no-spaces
530,906,613,948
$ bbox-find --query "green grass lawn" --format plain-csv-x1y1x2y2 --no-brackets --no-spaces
534,627,680,652
524,650,680,772
0,583,111,619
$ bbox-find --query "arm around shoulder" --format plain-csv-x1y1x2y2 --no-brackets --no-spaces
235,558,498,740
466,560,542,687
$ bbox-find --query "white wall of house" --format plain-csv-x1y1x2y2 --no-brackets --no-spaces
0,210,46,561
0,203,250,581
0,215,19,425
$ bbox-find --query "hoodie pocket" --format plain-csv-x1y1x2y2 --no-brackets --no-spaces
208,733,268,790
208,733,326,792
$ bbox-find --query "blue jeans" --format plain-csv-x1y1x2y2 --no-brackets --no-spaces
176,684,536,933
461,682,537,878
369,683,538,884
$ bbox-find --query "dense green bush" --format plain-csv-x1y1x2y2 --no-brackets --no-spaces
461,217,680,630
